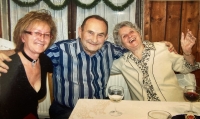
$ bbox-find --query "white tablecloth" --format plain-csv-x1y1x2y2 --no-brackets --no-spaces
69,99,200,119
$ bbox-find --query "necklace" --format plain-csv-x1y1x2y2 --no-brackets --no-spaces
22,50,38,67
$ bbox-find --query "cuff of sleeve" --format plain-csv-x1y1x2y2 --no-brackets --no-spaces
185,61,200,70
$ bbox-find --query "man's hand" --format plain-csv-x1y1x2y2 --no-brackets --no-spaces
0,53,11,76
181,29,196,55
162,41,177,54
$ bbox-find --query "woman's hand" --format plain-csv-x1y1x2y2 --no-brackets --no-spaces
181,29,196,56
180,29,196,65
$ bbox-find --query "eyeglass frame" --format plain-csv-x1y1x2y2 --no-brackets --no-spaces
23,30,52,39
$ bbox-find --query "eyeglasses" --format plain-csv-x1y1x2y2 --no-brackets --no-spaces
24,30,52,39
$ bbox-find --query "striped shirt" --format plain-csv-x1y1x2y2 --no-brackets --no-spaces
45,38,126,108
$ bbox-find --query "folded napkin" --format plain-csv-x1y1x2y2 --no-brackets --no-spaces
172,114,200,119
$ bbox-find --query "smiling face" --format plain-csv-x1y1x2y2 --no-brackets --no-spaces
21,22,51,57
78,18,108,56
118,26,143,52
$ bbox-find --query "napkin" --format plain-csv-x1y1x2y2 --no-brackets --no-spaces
172,114,200,119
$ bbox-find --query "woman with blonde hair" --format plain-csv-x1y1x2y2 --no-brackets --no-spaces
0,9,57,119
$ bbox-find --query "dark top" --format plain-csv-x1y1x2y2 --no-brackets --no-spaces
0,53,52,119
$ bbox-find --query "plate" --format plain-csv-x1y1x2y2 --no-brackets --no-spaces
172,114,200,119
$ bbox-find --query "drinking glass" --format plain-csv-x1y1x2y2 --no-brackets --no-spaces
108,85,124,116
148,110,172,119
183,85,200,115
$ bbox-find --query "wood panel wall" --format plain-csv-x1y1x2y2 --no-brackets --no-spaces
0,8,2,38
144,0,200,86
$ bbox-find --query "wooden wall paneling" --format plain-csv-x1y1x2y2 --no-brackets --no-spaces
193,2,200,86
181,1,199,54
144,0,200,86
194,54,200,86
143,0,151,41
198,1,200,54
196,1,200,86
181,1,200,86
165,2,182,52
0,7,2,38
198,1,200,53
150,1,166,42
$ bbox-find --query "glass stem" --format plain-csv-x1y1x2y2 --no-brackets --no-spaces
190,102,193,111
114,103,117,112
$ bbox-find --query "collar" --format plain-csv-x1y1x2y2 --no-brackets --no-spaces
21,50,38,67
76,37,83,55
123,40,156,61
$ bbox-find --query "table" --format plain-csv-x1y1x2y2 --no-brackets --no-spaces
69,99,200,119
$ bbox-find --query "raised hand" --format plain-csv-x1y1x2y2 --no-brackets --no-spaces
181,29,196,56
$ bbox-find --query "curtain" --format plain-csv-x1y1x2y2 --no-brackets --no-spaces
9,0,68,42
9,0,136,43
0,0,9,40
76,0,136,43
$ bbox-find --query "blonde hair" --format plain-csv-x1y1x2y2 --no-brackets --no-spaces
13,9,57,52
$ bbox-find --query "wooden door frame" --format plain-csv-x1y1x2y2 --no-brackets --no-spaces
68,1,77,39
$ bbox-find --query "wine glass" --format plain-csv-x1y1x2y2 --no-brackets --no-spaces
183,85,200,115
108,85,124,116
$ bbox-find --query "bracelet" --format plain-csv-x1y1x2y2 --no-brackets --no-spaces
183,52,192,56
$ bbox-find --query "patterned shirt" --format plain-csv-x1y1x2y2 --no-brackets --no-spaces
130,41,160,101
45,38,126,108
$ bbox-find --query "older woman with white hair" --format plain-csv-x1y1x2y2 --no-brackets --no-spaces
111,21,200,102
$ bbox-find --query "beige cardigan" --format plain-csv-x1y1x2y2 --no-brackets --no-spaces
111,42,199,102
